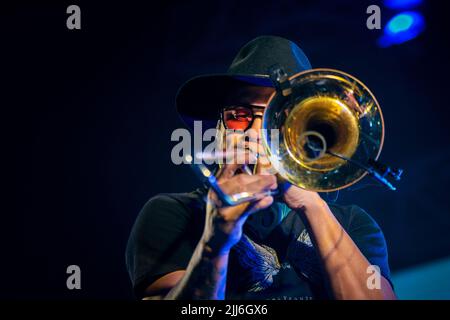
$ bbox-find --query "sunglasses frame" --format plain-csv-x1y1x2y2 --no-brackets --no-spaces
220,104,265,132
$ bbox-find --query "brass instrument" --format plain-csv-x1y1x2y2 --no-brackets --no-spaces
262,67,400,192
188,68,402,206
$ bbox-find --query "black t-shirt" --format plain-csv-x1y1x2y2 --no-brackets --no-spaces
125,188,392,300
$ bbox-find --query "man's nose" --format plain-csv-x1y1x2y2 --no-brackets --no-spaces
251,117,262,131
244,118,262,143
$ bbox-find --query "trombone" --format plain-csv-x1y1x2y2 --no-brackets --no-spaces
188,67,403,206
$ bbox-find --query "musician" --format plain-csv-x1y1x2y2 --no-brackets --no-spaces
125,36,396,300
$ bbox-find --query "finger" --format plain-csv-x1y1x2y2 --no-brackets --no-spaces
216,163,243,180
255,153,274,175
242,164,253,175
244,196,274,217
217,173,261,194
227,189,277,206
244,141,274,175
197,149,256,164
243,140,266,156
220,174,277,195
229,148,258,166
234,140,264,161
244,175,277,194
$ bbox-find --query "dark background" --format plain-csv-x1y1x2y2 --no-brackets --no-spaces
2,0,449,299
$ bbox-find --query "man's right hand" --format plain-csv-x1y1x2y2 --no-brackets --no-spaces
202,163,277,256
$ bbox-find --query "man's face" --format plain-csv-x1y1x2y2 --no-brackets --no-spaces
221,85,276,168
222,85,275,132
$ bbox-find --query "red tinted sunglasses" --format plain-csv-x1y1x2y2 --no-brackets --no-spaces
221,105,265,131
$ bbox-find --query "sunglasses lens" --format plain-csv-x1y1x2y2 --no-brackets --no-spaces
223,107,253,130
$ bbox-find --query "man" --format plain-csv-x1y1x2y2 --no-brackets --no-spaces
125,36,396,300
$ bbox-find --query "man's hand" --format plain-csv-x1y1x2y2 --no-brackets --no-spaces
245,131,324,213
203,163,277,256
279,180,325,212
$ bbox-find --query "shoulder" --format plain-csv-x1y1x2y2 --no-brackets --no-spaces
127,188,207,249
326,202,381,233
327,202,392,282
137,188,206,223
141,189,205,214
125,190,207,294
327,202,388,255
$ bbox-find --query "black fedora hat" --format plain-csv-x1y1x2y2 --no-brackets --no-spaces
176,35,312,129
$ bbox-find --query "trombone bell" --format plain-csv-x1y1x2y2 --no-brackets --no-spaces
262,68,385,192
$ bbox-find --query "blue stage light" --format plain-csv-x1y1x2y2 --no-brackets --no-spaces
384,0,423,10
392,256,450,299
388,13,414,33
378,12,425,47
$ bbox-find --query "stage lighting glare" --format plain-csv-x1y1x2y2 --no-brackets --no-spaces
378,11,425,47
384,0,423,10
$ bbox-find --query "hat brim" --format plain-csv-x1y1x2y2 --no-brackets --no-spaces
175,74,273,130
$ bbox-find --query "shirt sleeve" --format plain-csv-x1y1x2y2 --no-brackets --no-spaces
125,194,197,298
347,205,394,289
